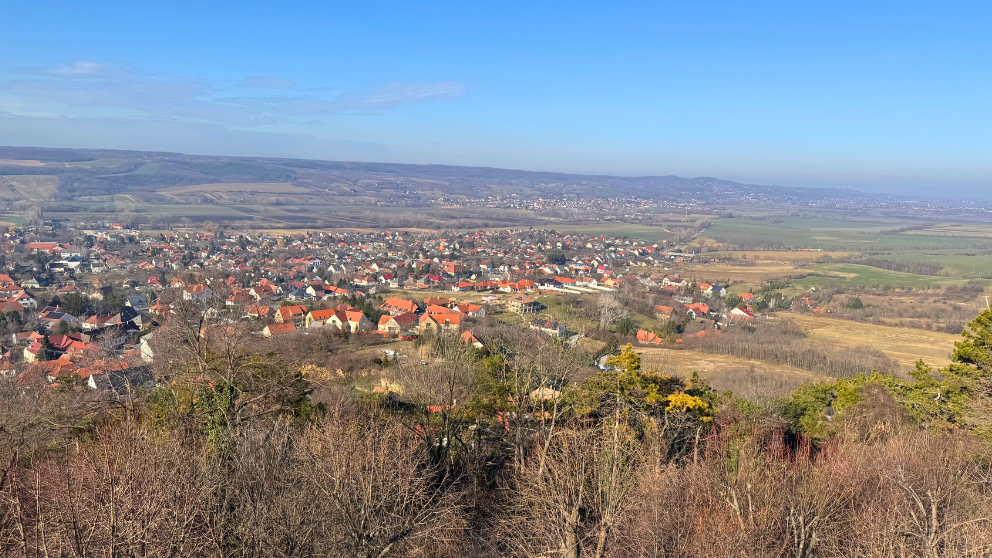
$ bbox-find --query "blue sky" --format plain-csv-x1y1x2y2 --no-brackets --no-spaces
1,1,990,196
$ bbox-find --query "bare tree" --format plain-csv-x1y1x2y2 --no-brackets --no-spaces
598,293,628,331
300,412,465,558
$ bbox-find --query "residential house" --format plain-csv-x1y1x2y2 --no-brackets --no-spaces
530,318,566,338
461,330,484,348
507,295,540,314
454,303,485,318
305,309,338,328
729,306,755,321
380,297,419,316
306,307,370,333
419,313,461,334
685,302,710,319
125,295,149,312
377,311,419,334
263,322,297,337
636,329,664,344
705,284,727,297
423,297,453,308
183,284,212,303
654,305,675,318
274,304,307,324
38,306,74,328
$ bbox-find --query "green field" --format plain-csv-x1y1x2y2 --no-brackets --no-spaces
700,218,992,251
871,253,992,279
793,263,985,289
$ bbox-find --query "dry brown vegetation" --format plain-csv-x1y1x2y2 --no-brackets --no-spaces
680,318,900,378
788,314,959,370
0,285,989,557
639,347,822,400
1,175,58,201
0,387,989,558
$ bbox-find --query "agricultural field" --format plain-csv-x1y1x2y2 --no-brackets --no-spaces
0,159,44,166
786,314,959,370
673,262,801,286
904,223,992,238
871,252,992,279
1,175,58,201
699,217,901,249
703,250,853,262
698,217,992,251
793,263,977,289
544,223,676,244
159,182,311,194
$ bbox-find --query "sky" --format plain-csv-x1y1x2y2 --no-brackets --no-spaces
1,1,991,197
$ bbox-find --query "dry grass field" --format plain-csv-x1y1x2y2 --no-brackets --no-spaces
706,250,853,261
905,224,992,238
0,159,44,166
159,182,311,194
575,338,824,399
677,262,800,283
638,345,818,379
787,314,959,369
637,346,826,398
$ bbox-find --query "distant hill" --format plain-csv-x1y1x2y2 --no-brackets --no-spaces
0,145,890,206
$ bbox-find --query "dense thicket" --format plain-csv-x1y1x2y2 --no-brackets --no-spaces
0,305,991,557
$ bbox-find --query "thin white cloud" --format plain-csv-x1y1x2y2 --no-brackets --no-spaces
334,81,468,110
47,60,108,77
0,112,399,161
239,76,297,89
0,61,466,128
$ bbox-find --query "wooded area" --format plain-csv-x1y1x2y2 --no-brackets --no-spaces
0,297,990,557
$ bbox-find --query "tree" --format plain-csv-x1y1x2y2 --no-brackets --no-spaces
60,292,91,317
598,293,628,330
613,317,637,336
547,249,567,266
299,413,463,558
51,320,79,336
37,336,54,361
98,289,128,315
948,307,992,379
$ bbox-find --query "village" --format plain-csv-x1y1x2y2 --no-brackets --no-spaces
0,218,774,397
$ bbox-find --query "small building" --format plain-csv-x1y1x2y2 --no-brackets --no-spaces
263,322,297,337
461,330,484,348
507,295,540,314
530,318,566,338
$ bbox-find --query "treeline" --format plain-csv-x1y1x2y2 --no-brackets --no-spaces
855,257,946,276
708,236,787,251
0,147,95,162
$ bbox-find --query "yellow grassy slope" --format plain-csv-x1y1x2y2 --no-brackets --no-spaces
787,314,959,370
